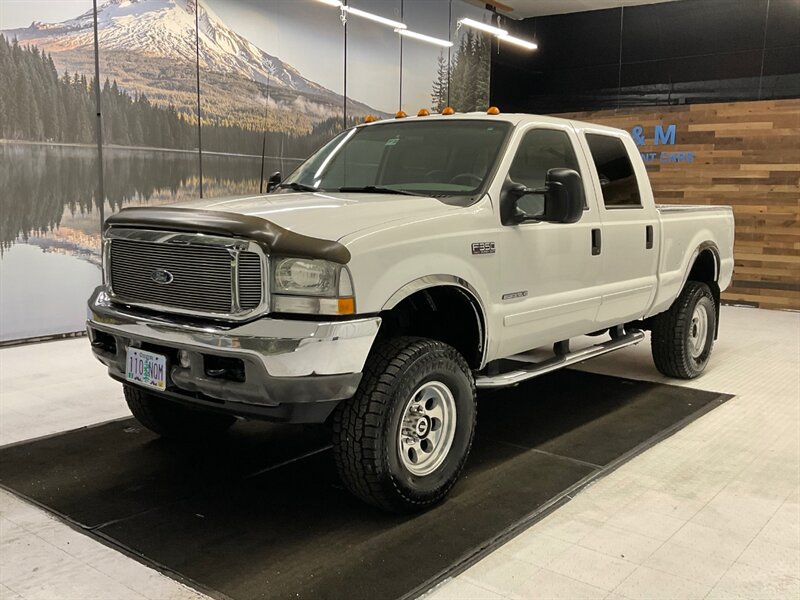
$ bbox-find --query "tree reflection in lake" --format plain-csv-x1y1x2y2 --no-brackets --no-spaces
0,143,299,255
0,143,300,342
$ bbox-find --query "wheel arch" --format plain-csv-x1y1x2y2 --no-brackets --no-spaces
682,241,722,337
380,276,487,370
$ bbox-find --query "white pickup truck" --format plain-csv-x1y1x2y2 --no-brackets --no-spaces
87,111,734,512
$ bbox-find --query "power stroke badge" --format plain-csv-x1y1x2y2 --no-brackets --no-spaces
471,242,495,255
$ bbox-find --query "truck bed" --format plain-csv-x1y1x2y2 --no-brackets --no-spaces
648,204,735,317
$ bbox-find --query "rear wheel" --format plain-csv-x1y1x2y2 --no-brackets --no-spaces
123,384,236,439
651,281,717,379
332,337,476,513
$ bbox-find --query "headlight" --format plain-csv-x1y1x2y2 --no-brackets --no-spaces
273,258,338,296
271,258,355,315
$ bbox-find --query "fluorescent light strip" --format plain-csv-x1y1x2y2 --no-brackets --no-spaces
499,34,537,50
395,28,453,47
458,17,507,37
315,0,342,6
344,6,407,29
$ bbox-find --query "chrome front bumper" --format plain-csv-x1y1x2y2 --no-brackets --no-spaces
87,287,381,422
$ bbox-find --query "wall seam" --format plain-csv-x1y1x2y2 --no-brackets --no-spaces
758,0,770,100
91,0,105,283
616,6,624,110
194,0,203,198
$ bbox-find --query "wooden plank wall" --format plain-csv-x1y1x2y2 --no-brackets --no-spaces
557,99,800,311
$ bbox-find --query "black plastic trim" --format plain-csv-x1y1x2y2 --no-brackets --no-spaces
106,207,351,264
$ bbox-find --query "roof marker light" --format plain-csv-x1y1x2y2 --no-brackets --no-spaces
441,106,455,115
417,108,430,117
364,115,379,123
487,106,501,115
395,111,408,119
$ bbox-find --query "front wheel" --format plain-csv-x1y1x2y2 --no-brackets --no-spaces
651,281,717,379
332,337,476,513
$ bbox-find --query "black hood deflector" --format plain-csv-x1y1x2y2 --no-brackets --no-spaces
105,207,351,264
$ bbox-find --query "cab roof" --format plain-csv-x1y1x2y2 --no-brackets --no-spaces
358,111,629,137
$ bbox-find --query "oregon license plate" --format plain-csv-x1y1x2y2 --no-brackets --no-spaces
126,348,167,391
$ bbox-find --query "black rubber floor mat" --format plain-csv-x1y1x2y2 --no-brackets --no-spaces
0,370,730,600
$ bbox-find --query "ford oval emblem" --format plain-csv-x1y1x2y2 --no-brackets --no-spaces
150,269,174,285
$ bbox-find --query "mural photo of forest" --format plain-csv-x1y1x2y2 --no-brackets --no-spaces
0,0,493,342
0,34,351,156
431,29,491,113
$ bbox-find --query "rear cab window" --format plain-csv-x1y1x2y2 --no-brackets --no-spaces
585,134,642,208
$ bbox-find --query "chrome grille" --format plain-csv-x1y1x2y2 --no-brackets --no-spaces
237,252,263,309
108,236,265,317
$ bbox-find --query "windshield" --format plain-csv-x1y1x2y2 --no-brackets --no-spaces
281,119,511,200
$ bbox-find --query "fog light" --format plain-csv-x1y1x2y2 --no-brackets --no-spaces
178,350,191,368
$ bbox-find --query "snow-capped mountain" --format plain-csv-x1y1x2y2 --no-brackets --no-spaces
5,0,330,95
2,0,378,126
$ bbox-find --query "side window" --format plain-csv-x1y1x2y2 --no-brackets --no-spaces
508,129,583,216
585,134,642,208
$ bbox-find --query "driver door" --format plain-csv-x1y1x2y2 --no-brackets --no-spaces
496,125,604,358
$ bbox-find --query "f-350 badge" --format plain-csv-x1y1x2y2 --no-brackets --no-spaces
471,242,495,255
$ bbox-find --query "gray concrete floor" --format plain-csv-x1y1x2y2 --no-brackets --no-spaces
1,305,798,599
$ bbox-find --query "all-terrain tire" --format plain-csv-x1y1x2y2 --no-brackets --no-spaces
332,337,477,513
123,384,236,439
651,281,717,379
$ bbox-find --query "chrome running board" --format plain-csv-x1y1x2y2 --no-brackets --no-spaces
475,330,645,389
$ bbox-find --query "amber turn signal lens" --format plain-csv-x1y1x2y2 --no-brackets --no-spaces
417,108,430,117
337,297,355,315
364,114,378,123
395,110,407,118
441,106,455,115
487,106,501,115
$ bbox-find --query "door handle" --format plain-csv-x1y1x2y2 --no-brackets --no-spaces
591,228,602,256
646,225,654,249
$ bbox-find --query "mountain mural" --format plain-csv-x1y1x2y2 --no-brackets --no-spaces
2,0,378,135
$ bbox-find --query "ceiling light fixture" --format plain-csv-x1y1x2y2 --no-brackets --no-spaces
457,17,507,37
343,6,407,29
499,34,537,50
395,28,453,47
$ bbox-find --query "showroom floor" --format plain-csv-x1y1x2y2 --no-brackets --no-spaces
1,305,798,600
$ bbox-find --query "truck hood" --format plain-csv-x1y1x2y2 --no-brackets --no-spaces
172,192,460,241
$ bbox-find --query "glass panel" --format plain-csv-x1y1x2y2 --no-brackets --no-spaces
285,119,510,196
0,1,103,341
400,0,450,113
346,0,400,119
509,129,581,189
200,0,345,192
585,134,642,207
449,0,491,112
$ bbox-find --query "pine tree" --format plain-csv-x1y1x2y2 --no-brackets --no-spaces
444,28,491,112
430,51,449,112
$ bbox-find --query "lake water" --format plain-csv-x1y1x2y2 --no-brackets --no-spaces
0,143,302,342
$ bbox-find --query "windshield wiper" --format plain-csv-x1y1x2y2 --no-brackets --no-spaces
338,185,425,197
277,182,320,193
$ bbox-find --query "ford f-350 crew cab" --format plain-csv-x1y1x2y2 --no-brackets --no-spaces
87,111,734,512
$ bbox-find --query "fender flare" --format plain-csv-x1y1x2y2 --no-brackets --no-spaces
382,275,488,368
679,241,721,292
679,241,722,338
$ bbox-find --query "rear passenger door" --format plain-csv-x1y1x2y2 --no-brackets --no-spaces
580,130,659,325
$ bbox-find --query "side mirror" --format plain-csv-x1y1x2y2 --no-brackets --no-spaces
266,171,282,193
502,168,584,225
540,168,584,223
